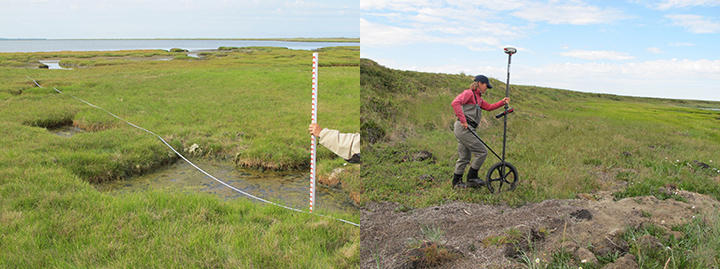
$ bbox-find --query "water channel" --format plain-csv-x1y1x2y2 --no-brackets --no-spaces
47,127,357,215
38,60,72,70
95,160,358,215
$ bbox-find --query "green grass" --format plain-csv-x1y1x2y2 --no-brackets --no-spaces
0,166,358,268
515,210,720,268
1,46,359,172
0,47,359,267
355,58,720,208
616,212,720,268
354,58,720,267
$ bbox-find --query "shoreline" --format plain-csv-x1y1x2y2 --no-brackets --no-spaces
0,39,360,53
1,37,360,43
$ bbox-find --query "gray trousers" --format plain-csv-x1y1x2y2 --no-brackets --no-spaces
453,121,488,175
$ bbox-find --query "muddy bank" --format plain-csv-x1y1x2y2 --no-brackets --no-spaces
361,190,720,268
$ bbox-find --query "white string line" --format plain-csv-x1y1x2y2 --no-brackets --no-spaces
28,77,359,227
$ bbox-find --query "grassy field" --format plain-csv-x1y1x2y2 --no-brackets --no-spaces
353,58,720,267
0,47,360,267
355,58,719,207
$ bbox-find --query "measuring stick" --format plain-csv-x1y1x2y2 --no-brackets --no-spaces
310,53,318,213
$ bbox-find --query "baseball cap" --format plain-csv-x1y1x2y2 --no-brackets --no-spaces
474,75,493,88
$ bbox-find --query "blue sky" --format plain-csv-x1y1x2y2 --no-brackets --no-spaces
0,0,358,39
361,0,720,101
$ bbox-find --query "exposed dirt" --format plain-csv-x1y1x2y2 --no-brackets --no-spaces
361,189,720,268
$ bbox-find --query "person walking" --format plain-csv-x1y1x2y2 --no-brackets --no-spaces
451,75,509,188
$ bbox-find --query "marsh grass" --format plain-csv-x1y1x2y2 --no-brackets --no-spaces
2,46,358,173
356,58,720,208
356,58,720,266
0,47,359,267
0,166,359,268
615,211,720,268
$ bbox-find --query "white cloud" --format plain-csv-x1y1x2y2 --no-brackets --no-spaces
363,12,403,20
360,0,435,11
666,14,720,33
361,0,526,11
540,59,720,79
361,1,632,54
511,1,630,25
506,58,720,100
360,1,720,101
647,47,663,54
414,13,446,24
361,2,527,49
560,50,635,60
656,0,720,10
360,18,426,46
360,19,506,49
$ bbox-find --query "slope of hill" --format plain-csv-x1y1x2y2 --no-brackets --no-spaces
357,58,720,268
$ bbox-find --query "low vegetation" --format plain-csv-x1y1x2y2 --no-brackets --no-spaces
0,47,359,267
355,58,719,207
354,58,720,267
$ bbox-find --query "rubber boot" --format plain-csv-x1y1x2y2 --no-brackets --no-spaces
466,167,486,188
452,173,466,188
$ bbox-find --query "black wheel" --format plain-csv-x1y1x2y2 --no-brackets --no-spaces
485,162,518,193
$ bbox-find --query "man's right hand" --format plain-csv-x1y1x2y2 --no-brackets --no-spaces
309,123,322,136
461,122,468,129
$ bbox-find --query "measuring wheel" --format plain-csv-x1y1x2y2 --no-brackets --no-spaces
485,161,518,194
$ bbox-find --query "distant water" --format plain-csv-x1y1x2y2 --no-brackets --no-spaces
0,39,358,53
38,60,73,70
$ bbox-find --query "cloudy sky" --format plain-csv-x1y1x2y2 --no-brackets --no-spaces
0,0,358,39
361,0,720,101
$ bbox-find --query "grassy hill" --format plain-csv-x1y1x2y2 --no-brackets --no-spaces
357,57,720,207
355,58,720,268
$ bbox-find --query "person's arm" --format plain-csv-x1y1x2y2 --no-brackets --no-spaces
479,97,509,111
318,128,360,161
309,123,360,161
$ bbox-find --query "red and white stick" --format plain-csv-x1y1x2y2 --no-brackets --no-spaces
310,53,318,213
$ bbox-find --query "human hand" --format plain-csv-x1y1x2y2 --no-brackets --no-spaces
309,123,322,136
502,97,510,105
461,122,468,129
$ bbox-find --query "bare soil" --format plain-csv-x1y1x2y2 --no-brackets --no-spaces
361,189,720,268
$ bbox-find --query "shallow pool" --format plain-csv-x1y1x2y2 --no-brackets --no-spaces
95,160,358,215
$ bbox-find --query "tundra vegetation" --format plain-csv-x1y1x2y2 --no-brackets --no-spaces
0,46,359,267
355,58,720,268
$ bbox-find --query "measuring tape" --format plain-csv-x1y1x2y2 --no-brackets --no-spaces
310,53,318,213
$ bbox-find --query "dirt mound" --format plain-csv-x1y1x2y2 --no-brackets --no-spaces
361,190,720,268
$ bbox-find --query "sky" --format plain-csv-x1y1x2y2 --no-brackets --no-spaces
0,0,358,39
361,0,720,102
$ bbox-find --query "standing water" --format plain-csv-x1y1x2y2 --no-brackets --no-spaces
48,125,85,137
38,60,72,70
95,160,358,215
